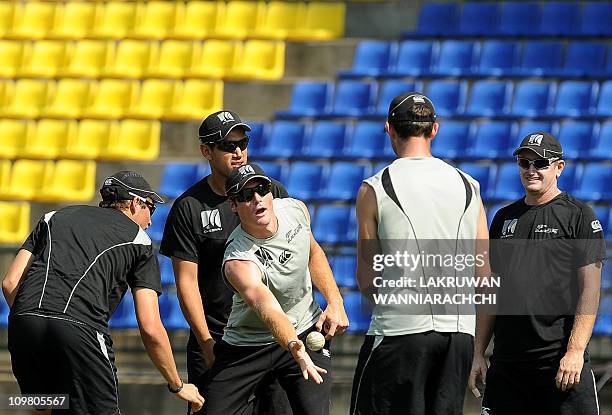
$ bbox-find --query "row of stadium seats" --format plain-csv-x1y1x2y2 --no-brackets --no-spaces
0,119,160,161
0,39,284,80
276,79,612,119
0,159,95,202
407,2,612,38
0,1,345,41
0,201,29,243
340,40,612,79
0,79,222,120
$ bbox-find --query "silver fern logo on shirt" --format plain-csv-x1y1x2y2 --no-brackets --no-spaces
254,246,274,268
201,209,223,233
501,219,518,238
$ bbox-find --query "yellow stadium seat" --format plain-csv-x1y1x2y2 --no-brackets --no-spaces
23,119,76,160
288,2,345,41
92,1,137,40
169,80,222,120
62,40,114,79
227,40,285,80
0,160,11,195
189,39,238,79
133,1,180,40
0,201,30,244
173,1,224,40
10,2,58,40
106,40,158,79
0,119,32,159
0,2,15,39
51,2,98,40
214,1,265,40
21,40,70,78
0,159,54,201
39,160,96,202
45,79,91,119
0,40,27,78
65,119,113,160
84,79,137,119
128,79,177,119
2,79,52,118
103,120,160,161
152,40,198,78
254,2,303,40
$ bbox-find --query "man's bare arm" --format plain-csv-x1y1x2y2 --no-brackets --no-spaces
2,249,34,307
355,183,380,298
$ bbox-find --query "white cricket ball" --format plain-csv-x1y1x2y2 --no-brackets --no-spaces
306,331,325,351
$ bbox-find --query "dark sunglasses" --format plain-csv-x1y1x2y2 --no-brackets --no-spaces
517,157,559,170
213,136,250,153
234,182,271,203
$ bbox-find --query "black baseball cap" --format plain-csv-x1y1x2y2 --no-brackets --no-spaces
198,110,252,144
513,132,563,159
100,171,165,204
225,164,271,197
388,92,437,123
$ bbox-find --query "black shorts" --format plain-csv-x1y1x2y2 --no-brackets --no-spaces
350,331,473,415
482,360,600,415
201,326,332,415
8,313,120,415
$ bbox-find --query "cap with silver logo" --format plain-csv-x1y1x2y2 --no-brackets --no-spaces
513,132,563,159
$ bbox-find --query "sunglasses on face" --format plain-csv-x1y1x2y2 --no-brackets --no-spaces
130,192,156,215
234,182,271,203
517,157,559,170
213,136,250,153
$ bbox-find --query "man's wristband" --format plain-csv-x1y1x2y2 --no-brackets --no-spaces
167,379,184,394
287,340,298,351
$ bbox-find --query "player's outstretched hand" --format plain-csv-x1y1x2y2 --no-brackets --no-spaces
468,354,488,398
316,301,349,340
289,340,327,384
556,349,584,391
177,383,205,413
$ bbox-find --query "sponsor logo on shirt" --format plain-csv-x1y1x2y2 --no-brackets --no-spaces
534,224,559,234
201,209,223,233
285,224,303,244
591,220,603,233
254,246,274,268
528,134,543,146
501,219,518,238
322,348,331,358
278,250,292,266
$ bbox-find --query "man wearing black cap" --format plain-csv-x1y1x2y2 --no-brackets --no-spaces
470,133,605,415
350,93,491,415
2,171,204,414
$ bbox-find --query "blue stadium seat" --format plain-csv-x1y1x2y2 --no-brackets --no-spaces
465,80,512,118
604,45,612,79
431,121,472,159
159,163,199,200
343,291,371,333
339,41,394,78
538,2,580,37
372,161,389,175
510,80,556,118
196,163,211,180
601,259,612,290
590,121,612,160
332,256,358,289
389,40,437,77
510,41,563,77
608,212,612,242
557,121,597,159
321,162,368,201
476,40,521,77
286,162,324,200
408,2,459,37
275,82,331,119
160,291,189,331
557,163,579,194
486,203,507,228
244,121,265,157
312,205,351,244
158,254,175,287
426,80,467,117
259,121,305,158
434,40,478,77
327,80,377,118
346,206,357,243
254,161,285,183
490,162,524,201
580,2,612,37
458,162,496,200
302,121,347,158
558,42,607,78
553,81,598,118
458,3,499,37
515,121,556,147
344,121,387,159
593,295,612,336
147,203,171,242
574,163,611,201
497,2,540,37
0,295,9,327
373,80,420,118
596,81,612,117
465,121,515,160
110,291,137,329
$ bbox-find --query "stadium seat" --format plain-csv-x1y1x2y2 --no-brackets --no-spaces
553,81,597,118
458,163,496,200
515,121,556,146
486,203,506,227
227,40,285,81
326,81,377,118
168,80,223,120
320,162,368,201
538,2,580,37
92,1,137,39
574,163,611,201
465,80,512,118
132,1,180,40
242,121,266,157
497,2,540,37
343,291,371,333
0,160,54,201
84,79,137,119
110,290,137,329
344,121,387,159
146,203,171,243
0,201,30,245
556,163,579,194
129,79,177,119
406,2,458,37
160,291,189,331
158,254,175,287
62,40,114,79
159,163,199,200
253,161,285,183
430,121,472,159
259,121,305,158
476,40,521,77
458,2,499,37
332,256,358,289
557,121,597,159
254,1,302,40
23,119,76,160
65,119,113,160
38,160,96,202
152,40,198,78
196,163,211,181
596,81,612,117
106,40,158,79
426,80,467,117
312,205,351,244
373,80,420,118
10,1,57,39
490,162,524,201
173,1,223,39
590,121,612,160
302,121,347,159
0,40,26,78
276,81,332,119
288,2,345,41
0,2,15,39
558,42,607,78
388,40,436,77
103,120,160,161
0,119,30,159
510,41,563,77
510,81,556,118
601,259,612,291
286,162,324,200
214,1,265,40
21,40,69,78
45,79,91,119
465,121,514,160
593,295,612,336
434,40,478,77
580,2,612,37
189,39,238,79
339,41,394,78
2,79,51,119
51,1,98,40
